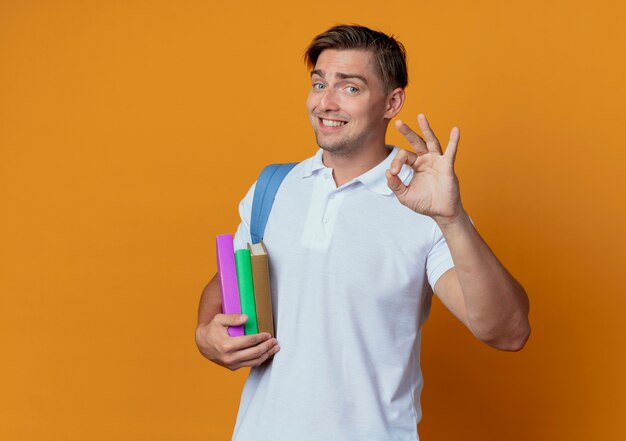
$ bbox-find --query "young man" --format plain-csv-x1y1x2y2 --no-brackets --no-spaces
196,25,530,440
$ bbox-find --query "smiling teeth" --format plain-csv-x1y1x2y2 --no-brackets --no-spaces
322,119,346,127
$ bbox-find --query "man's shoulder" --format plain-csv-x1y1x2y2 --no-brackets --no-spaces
260,151,321,188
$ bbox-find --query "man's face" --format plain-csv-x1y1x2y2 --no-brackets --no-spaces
306,49,392,156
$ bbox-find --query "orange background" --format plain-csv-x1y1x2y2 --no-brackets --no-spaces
1,1,625,440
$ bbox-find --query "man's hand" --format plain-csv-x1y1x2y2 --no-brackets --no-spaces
195,313,280,371
386,114,463,223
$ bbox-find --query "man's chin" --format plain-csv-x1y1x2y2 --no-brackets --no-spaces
318,143,342,153
315,136,353,155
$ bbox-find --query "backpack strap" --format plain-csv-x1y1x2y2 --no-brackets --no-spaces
250,163,298,244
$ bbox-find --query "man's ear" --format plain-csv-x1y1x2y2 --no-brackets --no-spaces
384,87,405,119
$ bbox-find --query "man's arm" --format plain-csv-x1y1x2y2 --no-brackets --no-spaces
387,114,530,351
432,213,530,351
195,272,280,370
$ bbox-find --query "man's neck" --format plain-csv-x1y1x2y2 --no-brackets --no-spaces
322,143,391,187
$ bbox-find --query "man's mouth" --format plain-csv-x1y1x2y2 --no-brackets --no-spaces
320,118,347,127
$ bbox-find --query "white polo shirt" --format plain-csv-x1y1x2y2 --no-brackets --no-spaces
232,146,454,441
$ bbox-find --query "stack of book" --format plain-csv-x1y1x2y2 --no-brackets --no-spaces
215,234,275,338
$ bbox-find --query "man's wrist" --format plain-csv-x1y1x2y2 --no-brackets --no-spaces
433,207,471,233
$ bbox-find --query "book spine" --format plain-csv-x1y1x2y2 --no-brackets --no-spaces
235,249,259,335
248,243,275,338
215,234,244,337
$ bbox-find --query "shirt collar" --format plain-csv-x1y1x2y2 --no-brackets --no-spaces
301,148,327,178
301,145,413,196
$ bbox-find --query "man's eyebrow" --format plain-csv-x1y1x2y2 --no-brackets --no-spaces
336,72,368,84
310,70,368,85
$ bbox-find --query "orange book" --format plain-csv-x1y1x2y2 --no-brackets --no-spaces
247,241,275,337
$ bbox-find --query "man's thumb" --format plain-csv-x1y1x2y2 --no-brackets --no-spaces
219,313,247,325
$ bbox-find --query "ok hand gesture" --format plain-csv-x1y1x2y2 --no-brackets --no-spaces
386,114,463,223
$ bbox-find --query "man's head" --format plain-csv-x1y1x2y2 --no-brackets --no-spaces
304,25,407,156
304,25,408,92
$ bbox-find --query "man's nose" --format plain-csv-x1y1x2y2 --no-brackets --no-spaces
319,88,339,111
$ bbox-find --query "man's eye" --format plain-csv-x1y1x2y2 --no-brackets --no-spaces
346,86,359,94
313,83,325,90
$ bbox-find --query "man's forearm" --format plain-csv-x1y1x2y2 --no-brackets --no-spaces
198,273,222,326
437,211,530,350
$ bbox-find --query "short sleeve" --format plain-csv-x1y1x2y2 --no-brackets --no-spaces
426,225,455,291
233,182,257,251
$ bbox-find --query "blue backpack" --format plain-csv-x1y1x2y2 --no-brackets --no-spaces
250,163,298,244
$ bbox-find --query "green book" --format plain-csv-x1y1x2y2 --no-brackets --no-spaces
234,248,258,335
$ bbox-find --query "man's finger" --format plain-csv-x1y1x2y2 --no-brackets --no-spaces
387,148,419,200
249,344,281,367
230,351,273,370
235,338,280,364
395,119,428,154
386,169,408,197
417,114,443,154
444,127,460,164
228,339,280,369
388,148,418,175
228,332,274,352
